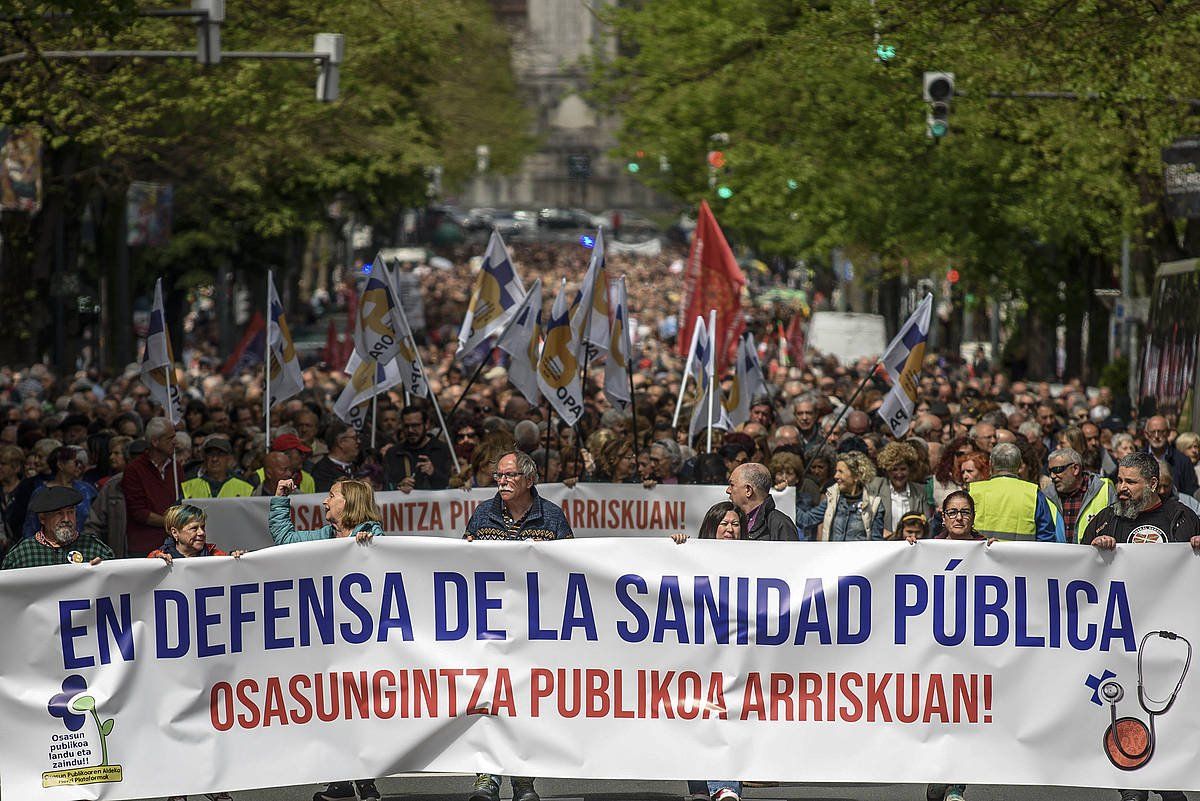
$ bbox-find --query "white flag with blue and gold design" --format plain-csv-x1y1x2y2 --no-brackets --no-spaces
537,279,586,426
878,294,933,438
457,230,526,356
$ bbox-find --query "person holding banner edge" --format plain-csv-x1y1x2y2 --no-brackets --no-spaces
464,450,572,801
906,488,992,801
268,476,383,801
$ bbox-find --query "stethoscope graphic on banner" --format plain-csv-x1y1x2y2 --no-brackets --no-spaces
1099,630,1192,770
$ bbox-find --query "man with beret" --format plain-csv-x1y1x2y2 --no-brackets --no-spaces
181,437,253,499
2,486,113,569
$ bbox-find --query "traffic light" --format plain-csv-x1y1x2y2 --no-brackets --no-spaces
874,43,896,64
716,185,734,199
314,33,344,102
192,0,224,64
923,72,954,138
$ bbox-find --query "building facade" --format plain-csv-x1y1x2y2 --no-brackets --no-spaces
464,0,668,212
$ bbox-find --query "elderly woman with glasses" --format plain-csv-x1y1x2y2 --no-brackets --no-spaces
905,489,992,801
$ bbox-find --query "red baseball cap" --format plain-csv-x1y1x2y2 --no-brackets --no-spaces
271,433,312,454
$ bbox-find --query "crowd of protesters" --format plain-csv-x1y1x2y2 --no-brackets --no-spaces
5,242,1200,801
3,242,1200,560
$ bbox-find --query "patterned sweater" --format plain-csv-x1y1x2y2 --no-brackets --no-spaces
464,488,574,541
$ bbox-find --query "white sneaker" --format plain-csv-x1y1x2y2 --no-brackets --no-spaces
713,790,740,801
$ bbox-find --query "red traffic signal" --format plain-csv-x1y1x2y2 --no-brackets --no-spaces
707,150,726,169
946,268,960,284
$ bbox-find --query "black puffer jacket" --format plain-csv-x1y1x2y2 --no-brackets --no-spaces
745,495,799,541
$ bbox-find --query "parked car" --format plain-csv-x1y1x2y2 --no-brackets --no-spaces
464,207,500,231
537,208,595,229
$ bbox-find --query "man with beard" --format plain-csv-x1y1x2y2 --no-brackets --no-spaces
1080,420,1116,475
1083,451,1199,801
383,405,453,490
2,486,113,568
1083,452,1200,548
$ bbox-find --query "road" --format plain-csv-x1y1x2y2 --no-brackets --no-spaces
130,774,1123,801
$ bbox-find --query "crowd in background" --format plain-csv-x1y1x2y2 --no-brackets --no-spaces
3,241,1199,559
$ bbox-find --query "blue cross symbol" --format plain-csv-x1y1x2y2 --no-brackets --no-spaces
1085,670,1117,706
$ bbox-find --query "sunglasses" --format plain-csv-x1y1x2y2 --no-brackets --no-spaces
1048,464,1077,475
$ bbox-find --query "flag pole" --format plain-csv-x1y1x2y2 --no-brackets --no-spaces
624,276,643,462
672,320,702,428
371,392,378,450
265,269,272,447
161,286,181,502
445,353,491,422
797,360,881,485
625,330,641,466
706,309,717,454
446,301,525,422
410,341,460,474
543,404,554,480
577,270,599,481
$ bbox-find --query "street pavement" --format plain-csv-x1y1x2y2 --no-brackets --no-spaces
130,774,1127,801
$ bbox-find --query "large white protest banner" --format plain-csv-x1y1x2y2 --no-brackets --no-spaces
191,483,796,551
1,539,1198,801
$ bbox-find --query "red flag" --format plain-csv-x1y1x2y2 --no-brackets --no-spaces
321,319,338,366
678,200,746,373
785,312,807,371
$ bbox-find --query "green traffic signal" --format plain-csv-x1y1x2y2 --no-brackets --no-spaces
717,185,733,199
875,43,896,62
929,120,948,138
627,162,640,173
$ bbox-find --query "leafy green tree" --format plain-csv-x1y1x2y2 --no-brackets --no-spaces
0,0,531,366
593,0,1200,380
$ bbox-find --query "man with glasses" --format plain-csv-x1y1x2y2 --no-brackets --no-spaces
1143,415,1198,497
464,451,571,801
453,422,480,462
1045,447,1115,543
311,422,360,492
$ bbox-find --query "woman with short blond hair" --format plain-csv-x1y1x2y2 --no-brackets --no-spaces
268,476,383,800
